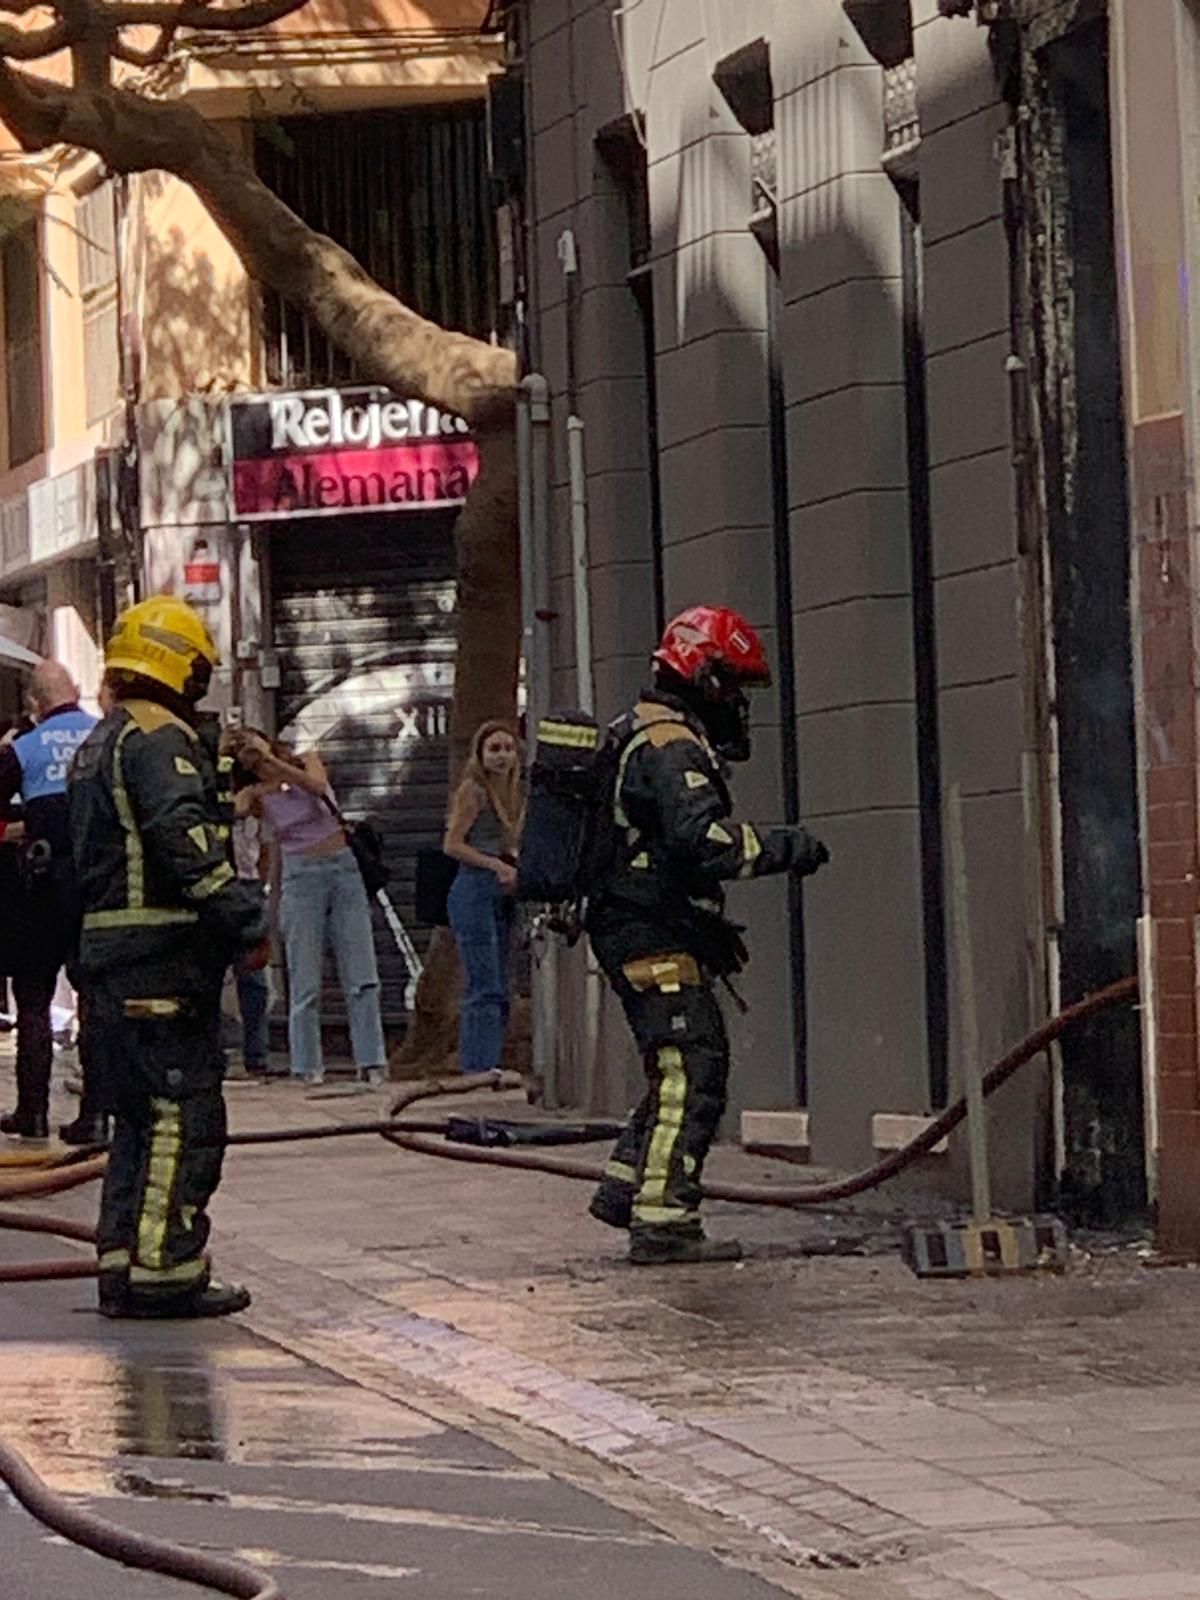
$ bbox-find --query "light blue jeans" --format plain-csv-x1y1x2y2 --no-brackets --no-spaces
279,848,386,1080
447,865,514,1073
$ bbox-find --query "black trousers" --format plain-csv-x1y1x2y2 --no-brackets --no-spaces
590,942,730,1233
95,982,227,1308
12,901,98,1122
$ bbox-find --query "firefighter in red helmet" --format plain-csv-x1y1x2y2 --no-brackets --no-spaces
587,605,829,1265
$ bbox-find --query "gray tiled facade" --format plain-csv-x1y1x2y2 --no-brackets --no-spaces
524,0,1035,1200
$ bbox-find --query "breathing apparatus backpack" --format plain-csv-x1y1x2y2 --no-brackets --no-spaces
516,711,617,928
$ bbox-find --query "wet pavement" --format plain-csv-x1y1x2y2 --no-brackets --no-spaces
12,1065,1200,1599
0,1226,800,1598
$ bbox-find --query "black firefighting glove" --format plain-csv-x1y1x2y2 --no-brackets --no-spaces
767,826,830,878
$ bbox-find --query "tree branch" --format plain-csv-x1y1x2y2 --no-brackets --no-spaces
112,23,179,66
0,63,516,427
104,1,313,29
0,19,79,60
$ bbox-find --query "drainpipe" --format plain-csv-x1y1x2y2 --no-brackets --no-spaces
568,413,603,1109
113,174,143,603
519,374,558,1103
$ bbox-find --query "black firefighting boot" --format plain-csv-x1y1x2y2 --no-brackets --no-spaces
589,1180,634,1230
99,1276,252,1320
0,1109,49,1142
629,1223,743,1266
59,1113,111,1148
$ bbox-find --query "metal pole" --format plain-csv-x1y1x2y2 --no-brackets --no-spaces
519,376,558,1103
567,417,594,714
567,414,602,1107
946,782,992,1224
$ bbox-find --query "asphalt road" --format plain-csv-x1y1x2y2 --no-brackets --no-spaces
0,1226,794,1600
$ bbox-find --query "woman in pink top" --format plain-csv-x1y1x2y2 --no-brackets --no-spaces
232,730,386,1085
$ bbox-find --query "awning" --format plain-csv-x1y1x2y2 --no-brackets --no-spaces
0,634,39,669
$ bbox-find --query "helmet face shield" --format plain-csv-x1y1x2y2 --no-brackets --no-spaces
695,662,753,762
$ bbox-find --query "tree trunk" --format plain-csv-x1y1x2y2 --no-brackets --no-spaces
393,427,521,1076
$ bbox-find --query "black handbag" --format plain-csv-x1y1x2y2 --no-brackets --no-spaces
323,795,391,896
415,846,457,927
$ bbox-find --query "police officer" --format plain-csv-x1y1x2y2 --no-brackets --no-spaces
587,606,829,1266
0,662,97,1142
69,596,268,1319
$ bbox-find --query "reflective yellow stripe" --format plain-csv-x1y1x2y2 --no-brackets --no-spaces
186,861,235,901
123,998,182,1019
738,823,763,879
129,1256,208,1287
112,721,143,909
630,1205,696,1227
634,1046,689,1222
706,822,733,846
605,1160,637,1184
137,1098,182,1271
613,729,653,830
537,720,599,750
84,908,198,931
98,1249,130,1272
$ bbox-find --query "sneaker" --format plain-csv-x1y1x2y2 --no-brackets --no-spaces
629,1227,743,1267
0,1109,49,1142
59,1114,111,1148
100,1280,252,1321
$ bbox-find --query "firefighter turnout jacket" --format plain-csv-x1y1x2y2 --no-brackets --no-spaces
586,692,823,973
69,699,266,993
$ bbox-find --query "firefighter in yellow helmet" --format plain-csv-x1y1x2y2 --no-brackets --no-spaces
68,596,269,1319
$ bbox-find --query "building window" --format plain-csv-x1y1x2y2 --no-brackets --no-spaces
254,106,497,389
3,220,45,467
77,181,120,426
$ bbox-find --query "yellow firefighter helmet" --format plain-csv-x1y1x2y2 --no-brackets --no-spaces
105,595,219,700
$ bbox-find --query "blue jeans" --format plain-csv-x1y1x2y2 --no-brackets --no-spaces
448,865,514,1073
279,848,386,1079
236,964,270,1068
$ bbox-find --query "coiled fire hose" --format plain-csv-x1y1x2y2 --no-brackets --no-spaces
0,975,1137,1599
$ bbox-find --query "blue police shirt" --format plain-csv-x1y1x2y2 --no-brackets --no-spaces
0,703,98,855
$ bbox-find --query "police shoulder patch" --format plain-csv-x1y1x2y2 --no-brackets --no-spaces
174,755,199,777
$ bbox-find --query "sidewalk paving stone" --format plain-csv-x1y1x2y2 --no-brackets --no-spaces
16,1062,1200,1599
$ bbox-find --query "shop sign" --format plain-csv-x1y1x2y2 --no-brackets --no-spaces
182,536,221,607
227,387,479,522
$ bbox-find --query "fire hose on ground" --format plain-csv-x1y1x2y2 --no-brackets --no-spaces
0,973,1139,1597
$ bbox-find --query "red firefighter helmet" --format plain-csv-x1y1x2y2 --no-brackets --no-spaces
653,605,772,689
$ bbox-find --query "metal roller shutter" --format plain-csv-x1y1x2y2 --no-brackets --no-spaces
270,509,457,1036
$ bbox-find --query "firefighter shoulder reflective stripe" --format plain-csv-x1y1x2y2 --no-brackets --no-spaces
137,1098,183,1270
84,908,199,931
612,707,696,829
634,1046,689,1222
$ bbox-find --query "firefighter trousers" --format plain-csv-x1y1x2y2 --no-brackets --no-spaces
94,982,227,1309
591,949,729,1235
